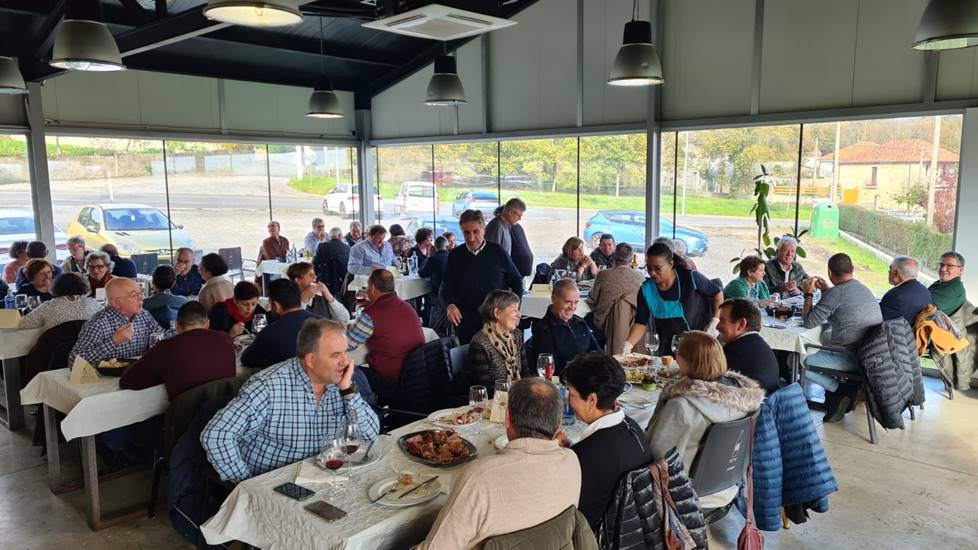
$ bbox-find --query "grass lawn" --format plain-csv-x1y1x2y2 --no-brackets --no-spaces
801,235,891,295
287,175,342,194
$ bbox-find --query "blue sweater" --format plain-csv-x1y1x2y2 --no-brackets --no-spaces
879,279,932,328
240,309,319,369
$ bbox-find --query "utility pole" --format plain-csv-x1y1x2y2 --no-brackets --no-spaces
927,115,941,226
830,122,841,204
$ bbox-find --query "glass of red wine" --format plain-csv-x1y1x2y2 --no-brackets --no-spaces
318,438,349,497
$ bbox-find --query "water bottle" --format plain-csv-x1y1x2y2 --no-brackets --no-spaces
3,289,13,310
408,255,418,275
560,384,576,426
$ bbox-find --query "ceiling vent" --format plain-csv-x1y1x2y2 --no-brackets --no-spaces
362,4,517,41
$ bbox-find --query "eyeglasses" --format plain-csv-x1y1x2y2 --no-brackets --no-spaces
939,263,962,269
647,262,672,274
88,264,107,269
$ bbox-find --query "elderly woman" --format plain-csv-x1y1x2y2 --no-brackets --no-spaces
61,236,87,274
198,253,235,312
645,330,764,508
85,251,114,298
586,243,646,355
286,261,350,322
4,240,29,285
563,352,652,531
550,237,599,282
208,280,267,337
724,256,771,304
621,242,723,356
19,259,55,302
19,272,101,330
467,289,532,390
388,224,412,257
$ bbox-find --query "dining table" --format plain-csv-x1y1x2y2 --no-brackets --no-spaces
201,384,659,550
350,274,432,302
757,297,824,384
0,325,43,430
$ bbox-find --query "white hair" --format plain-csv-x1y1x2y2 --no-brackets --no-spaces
311,217,324,227
329,226,343,239
891,256,919,279
672,239,688,255
777,236,798,251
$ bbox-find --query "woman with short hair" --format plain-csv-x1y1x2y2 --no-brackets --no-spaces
198,253,234,312
550,236,599,281
84,251,114,298
410,227,434,268
563,352,652,531
286,261,350,322
19,272,101,330
724,255,771,304
19,259,55,302
645,331,764,508
4,240,29,285
208,280,267,337
467,290,532,390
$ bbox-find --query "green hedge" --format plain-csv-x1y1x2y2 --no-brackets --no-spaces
838,205,951,271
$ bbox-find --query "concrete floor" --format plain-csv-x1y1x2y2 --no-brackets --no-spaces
2,377,976,549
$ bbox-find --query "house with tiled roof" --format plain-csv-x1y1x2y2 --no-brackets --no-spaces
818,139,959,210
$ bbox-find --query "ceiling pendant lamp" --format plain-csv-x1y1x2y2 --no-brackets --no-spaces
425,53,466,106
608,0,663,86
306,17,343,119
912,0,978,50
0,57,28,95
203,1,302,28
50,20,125,72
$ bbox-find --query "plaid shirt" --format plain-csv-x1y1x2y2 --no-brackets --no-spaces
68,306,161,367
200,357,381,482
346,311,374,350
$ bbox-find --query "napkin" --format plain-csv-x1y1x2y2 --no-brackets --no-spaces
295,459,348,487
69,355,100,384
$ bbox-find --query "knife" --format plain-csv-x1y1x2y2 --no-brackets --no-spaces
397,476,439,500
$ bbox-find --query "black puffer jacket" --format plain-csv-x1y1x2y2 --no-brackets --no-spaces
858,318,925,429
597,447,708,550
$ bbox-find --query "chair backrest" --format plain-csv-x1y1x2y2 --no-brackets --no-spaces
218,247,244,274
483,506,597,550
448,344,469,383
532,262,553,285
165,374,249,455
130,253,159,276
395,337,455,414
688,412,756,497
24,319,86,384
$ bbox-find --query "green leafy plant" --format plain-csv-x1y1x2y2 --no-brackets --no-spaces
729,165,807,273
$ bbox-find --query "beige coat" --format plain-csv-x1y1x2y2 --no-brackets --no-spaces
586,266,646,354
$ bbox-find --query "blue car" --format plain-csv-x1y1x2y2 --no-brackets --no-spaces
583,210,709,256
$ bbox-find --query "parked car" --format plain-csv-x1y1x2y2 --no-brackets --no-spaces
321,183,382,218
451,190,499,216
501,174,541,190
395,181,439,215
0,208,69,259
66,203,194,260
583,210,708,256
404,215,462,240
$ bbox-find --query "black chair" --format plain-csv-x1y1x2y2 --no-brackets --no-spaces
688,412,757,523
447,343,469,406
218,247,253,283
381,337,457,429
803,349,883,445
131,253,160,276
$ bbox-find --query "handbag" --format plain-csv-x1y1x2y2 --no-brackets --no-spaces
738,414,764,550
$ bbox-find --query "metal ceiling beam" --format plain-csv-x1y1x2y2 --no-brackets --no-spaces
115,7,231,58
26,0,66,63
116,0,154,24
207,27,400,67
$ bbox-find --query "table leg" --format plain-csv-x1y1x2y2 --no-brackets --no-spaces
79,435,151,531
45,405,67,494
0,356,24,430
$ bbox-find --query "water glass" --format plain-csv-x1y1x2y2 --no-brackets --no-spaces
252,313,267,333
644,332,660,356
26,295,40,310
536,354,555,379
671,334,682,355
149,331,165,348
469,385,488,409
15,294,27,309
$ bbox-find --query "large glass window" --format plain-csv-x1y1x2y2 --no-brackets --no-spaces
580,133,647,255
377,145,434,236
47,136,168,261
433,142,498,240
0,135,38,262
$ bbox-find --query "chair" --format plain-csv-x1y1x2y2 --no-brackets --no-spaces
688,412,756,523
131,253,159,276
381,337,456,429
218,247,249,283
531,262,553,286
148,375,249,518
483,506,598,550
447,343,469,406
27,321,85,449
803,355,880,444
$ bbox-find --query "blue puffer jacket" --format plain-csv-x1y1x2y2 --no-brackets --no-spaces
741,383,838,531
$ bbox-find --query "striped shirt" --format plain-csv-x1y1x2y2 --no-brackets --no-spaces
347,311,374,351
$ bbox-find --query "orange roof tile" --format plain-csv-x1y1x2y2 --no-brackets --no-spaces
820,138,959,164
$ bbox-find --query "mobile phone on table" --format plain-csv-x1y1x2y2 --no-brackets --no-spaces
304,500,348,522
273,482,315,501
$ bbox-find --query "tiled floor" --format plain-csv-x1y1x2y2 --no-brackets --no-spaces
2,377,976,549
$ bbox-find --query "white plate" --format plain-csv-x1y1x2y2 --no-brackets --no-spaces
618,392,655,409
427,407,483,430
368,476,442,507
494,434,509,451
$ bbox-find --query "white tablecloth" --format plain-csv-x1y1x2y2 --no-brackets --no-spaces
758,317,823,357
351,275,432,301
0,327,43,360
255,260,292,277
202,388,658,549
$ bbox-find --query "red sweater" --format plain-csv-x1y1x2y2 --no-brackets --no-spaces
120,328,236,400
365,293,425,382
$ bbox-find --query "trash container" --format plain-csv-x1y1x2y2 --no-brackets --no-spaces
810,202,839,239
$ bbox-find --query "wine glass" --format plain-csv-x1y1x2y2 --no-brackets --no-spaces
26,295,40,310
469,385,488,410
317,438,349,497
671,334,682,355
644,332,660,356
252,313,267,333
14,294,27,310
536,354,555,379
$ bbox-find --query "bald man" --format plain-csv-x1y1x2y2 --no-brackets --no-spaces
69,277,162,368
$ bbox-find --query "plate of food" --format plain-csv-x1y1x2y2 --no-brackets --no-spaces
427,407,484,429
651,365,681,384
398,429,478,467
368,473,442,508
615,353,654,368
96,358,137,377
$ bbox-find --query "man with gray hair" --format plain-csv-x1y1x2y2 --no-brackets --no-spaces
587,242,646,354
304,217,327,252
930,251,967,316
416,378,581,549
201,319,380,482
485,197,533,276
313,226,351,296
879,255,932,327
530,278,602,375
345,220,363,248
764,236,809,296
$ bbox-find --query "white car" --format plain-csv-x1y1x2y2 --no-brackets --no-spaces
321,183,382,218
395,181,439,215
0,208,70,260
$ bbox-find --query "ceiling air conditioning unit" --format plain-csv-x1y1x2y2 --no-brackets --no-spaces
362,4,517,41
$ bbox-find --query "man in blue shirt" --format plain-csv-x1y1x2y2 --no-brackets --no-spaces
241,279,318,369
347,224,394,276
201,319,380,482
879,255,932,328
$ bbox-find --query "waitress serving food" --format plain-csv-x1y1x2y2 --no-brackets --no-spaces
620,242,723,356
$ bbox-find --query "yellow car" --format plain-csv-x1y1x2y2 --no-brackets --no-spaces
66,203,194,260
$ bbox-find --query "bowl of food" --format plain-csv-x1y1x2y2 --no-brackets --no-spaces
96,358,136,377
397,429,478,467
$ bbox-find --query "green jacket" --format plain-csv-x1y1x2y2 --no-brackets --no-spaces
764,258,808,294
483,506,598,550
724,277,771,301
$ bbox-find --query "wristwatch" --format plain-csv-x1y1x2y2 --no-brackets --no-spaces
340,384,359,397
804,292,814,298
